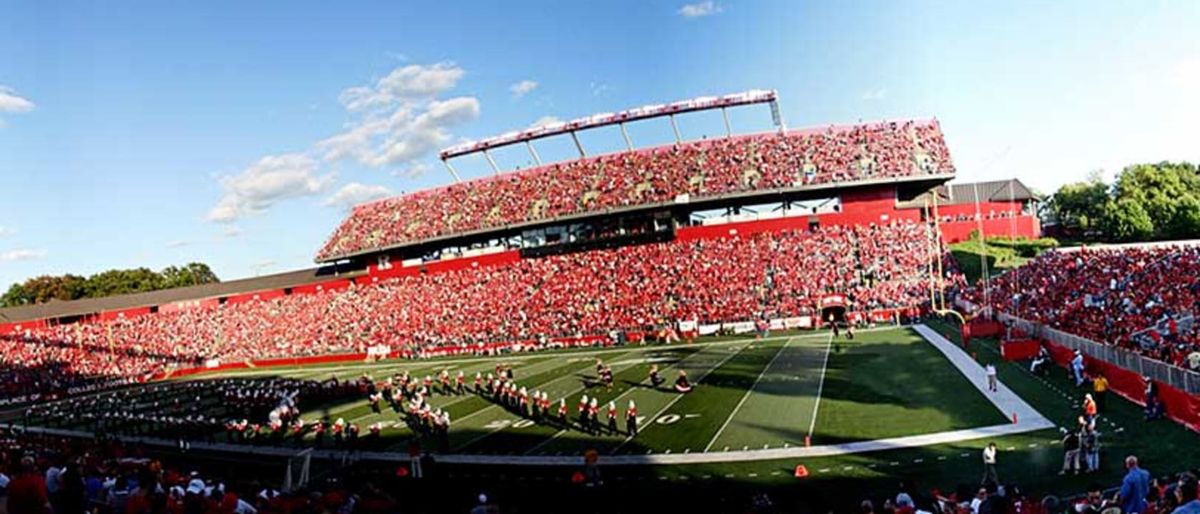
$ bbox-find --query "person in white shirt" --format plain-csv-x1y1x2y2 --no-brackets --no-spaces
985,364,998,392
981,442,998,486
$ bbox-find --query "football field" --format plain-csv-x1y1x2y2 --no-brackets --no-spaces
24,325,1045,464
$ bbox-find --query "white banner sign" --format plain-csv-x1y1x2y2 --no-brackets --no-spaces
727,321,755,334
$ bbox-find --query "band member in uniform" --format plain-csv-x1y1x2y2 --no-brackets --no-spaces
601,365,614,390
649,365,665,388
558,398,569,425
456,371,466,395
674,370,693,393
626,400,638,435
607,401,618,433
587,398,600,433
474,372,484,394
578,395,590,427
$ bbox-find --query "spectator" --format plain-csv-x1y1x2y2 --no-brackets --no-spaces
6,456,49,514
1175,472,1200,514
1060,429,1081,475
981,442,998,486
1082,425,1100,473
1117,455,1152,514
1093,373,1109,412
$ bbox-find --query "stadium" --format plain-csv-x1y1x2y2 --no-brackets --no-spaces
3,4,1200,514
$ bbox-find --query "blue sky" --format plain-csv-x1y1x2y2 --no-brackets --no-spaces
1,0,1198,287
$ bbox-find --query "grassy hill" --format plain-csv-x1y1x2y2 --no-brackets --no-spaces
949,234,1057,283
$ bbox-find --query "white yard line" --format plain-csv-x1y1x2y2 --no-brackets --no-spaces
805,330,835,439
703,337,793,452
612,341,752,453
523,339,747,455
450,345,666,448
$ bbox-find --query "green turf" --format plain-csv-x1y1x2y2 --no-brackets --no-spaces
810,328,1009,444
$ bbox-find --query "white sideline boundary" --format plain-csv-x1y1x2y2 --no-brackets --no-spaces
17,324,1055,466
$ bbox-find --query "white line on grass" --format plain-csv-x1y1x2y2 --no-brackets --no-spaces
451,345,673,449
523,339,742,455
703,337,794,452
612,342,752,454
806,330,835,439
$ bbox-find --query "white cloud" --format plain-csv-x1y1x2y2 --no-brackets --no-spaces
0,226,14,237
337,62,465,112
678,1,722,18
166,240,190,248
0,86,35,113
861,88,888,101
509,80,539,98
207,153,334,223
0,249,46,261
208,61,481,224
318,68,480,169
589,81,610,97
323,182,393,210
528,115,562,129
222,226,242,238
391,162,432,178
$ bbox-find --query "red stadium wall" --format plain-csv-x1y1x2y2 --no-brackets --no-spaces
939,216,1041,243
99,306,153,321
423,250,521,274
677,186,917,241
0,319,48,335
1043,340,1200,433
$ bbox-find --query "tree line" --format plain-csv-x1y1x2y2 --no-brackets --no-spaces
1047,162,1200,242
1,263,220,308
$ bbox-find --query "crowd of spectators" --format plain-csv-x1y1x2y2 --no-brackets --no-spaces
938,209,1023,224
2,221,945,402
964,246,1200,370
5,428,1199,514
0,428,401,514
316,120,954,260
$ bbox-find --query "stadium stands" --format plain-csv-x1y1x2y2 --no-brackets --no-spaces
967,245,1200,368
2,221,943,399
316,120,954,260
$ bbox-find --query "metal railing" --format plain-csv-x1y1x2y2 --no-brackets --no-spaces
955,299,1200,395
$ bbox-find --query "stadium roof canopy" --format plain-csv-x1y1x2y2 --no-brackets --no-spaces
437,89,783,180
0,266,363,324
899,179,1038,209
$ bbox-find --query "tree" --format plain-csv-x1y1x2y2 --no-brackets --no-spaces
160,262,220,289
1100,198,1155,242
1047,171,1109,236
1,283,31,307
1167,195,1200,240
1,263,223,308
84,267,165,298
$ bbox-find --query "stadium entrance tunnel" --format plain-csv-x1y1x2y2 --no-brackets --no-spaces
820,306,847,325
